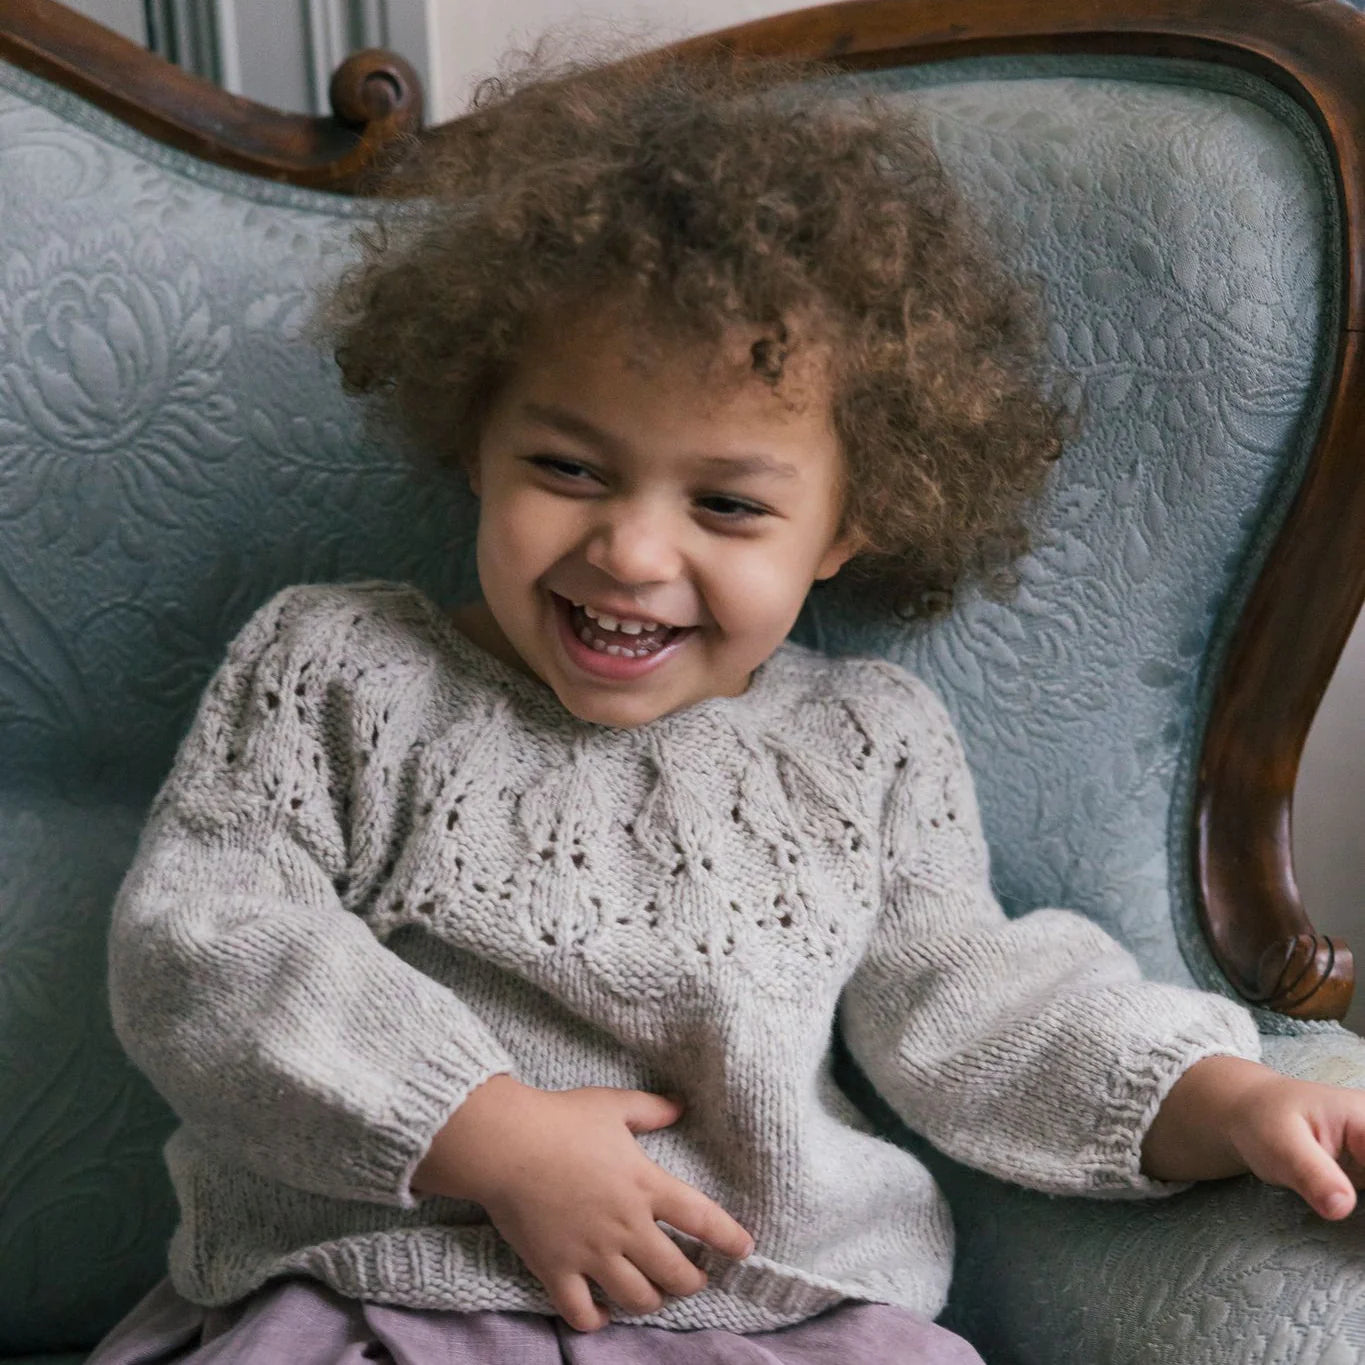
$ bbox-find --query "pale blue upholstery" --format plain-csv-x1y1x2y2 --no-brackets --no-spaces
3,42,1365,1365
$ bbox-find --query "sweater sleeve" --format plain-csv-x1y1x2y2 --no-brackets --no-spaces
837,671,1261,1199
107,585,518,1209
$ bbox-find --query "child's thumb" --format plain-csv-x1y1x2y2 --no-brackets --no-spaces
623,1089,685,1133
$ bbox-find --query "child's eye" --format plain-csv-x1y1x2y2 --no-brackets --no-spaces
526,455,599,483
698,495,768,522
525,458,766,521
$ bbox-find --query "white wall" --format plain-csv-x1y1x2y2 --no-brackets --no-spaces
425,0,817,117
67,0,145,44
1296,618,1365,1031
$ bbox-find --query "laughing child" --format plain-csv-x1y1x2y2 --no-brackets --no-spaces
91,45,1365,1365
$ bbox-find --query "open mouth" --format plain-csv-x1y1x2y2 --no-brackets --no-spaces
550,593,693,679
567,601,684,657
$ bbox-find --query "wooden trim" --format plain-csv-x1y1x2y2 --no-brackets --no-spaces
0,0,422,190
664,0,1365,1019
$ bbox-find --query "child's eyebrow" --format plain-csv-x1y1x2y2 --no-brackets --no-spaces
694,453,799,481
520,401,799,480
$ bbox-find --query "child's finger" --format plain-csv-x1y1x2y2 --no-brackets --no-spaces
1267,1130,1356,1219
654,1181,755,1260
597,1255,666,1316
617,1089,685,1134
1338,1148,1365,1188
631,1228,710,1298
1339,1117,1365,1186
547,1271,611,1333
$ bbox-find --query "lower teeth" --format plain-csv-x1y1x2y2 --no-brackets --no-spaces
578,626,649,658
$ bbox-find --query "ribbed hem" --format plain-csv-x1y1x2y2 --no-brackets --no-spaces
168,1220,951,1333
265,1231,897,1332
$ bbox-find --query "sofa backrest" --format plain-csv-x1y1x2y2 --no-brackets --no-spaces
0,46,1338,1353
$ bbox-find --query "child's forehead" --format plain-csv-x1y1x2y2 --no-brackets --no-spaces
485,300,843,469
516,298,835,408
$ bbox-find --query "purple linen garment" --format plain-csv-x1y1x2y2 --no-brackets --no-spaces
88,1277,986,1364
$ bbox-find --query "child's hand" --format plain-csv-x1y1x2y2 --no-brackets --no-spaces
1141,1054,1365,1218
413,1074,755,1331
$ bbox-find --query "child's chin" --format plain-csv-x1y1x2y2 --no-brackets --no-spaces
556,683,676,730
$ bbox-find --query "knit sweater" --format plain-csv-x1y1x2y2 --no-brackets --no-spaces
108,579,1262,1332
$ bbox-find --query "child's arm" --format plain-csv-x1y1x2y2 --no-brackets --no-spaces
1141,1054,1365,1217
411,1073,754,1332
839,669,1261,1199
109,586,518,1210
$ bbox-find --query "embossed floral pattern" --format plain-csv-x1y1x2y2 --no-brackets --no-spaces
0,228,236,550
815,70,1329,980
0,99,111,211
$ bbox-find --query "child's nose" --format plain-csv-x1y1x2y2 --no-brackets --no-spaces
583,501,683,587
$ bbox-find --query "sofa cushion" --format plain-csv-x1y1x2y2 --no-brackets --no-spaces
811,58,1334,1000
0,793,170,1353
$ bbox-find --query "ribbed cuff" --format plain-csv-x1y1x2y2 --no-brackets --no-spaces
335,1039,517,1209
1086,1004,1262,1199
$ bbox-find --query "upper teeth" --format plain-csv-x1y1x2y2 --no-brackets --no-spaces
578,603,660,633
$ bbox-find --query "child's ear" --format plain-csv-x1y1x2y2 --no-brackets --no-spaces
813,531,862,582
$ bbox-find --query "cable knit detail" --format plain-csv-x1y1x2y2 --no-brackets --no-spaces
108,579,1261,1327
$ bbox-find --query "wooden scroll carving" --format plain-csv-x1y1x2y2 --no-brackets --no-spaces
0,0,422,190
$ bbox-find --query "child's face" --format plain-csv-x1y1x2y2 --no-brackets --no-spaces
465,307,857,728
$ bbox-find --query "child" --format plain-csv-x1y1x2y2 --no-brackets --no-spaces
92,44,1365,1365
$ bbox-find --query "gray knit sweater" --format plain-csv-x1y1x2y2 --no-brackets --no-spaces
108,580,1261,1332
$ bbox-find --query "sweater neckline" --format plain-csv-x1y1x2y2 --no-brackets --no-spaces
407,586,792,736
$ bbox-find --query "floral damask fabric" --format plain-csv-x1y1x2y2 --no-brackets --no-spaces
2,50,1363,1365
813,59,1337,999
0,66,475,1355
835,1028,1365,1365
0,74,476,802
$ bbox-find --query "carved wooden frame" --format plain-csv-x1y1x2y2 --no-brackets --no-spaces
0,0,422,188
3,0,1362,1016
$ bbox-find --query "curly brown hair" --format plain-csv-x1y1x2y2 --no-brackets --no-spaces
321,42,1068,617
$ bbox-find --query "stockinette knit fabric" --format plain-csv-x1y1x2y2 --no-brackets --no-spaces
108,580,1261,1332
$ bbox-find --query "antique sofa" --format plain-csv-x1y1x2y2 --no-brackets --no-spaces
4,0,1365,1361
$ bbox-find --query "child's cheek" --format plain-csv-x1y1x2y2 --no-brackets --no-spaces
705,547,811,662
